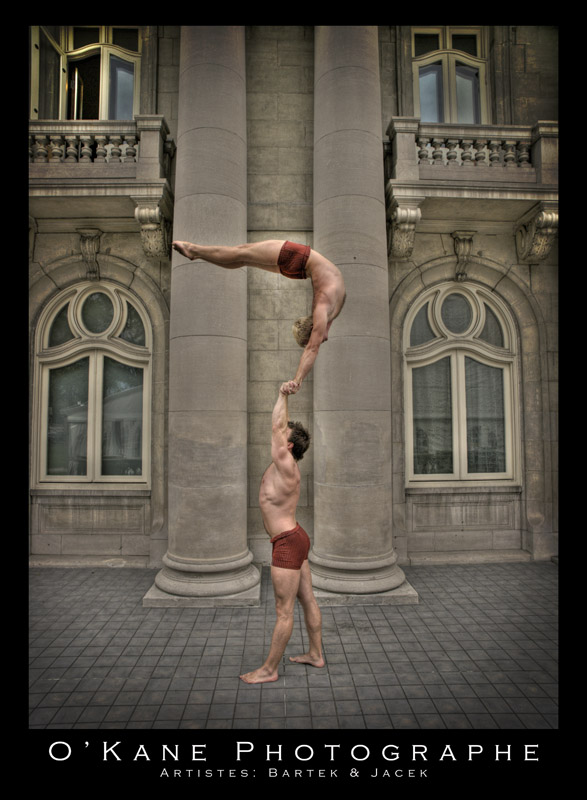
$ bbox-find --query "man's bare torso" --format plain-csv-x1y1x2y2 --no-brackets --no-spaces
305,250,346,323
259,460,300,537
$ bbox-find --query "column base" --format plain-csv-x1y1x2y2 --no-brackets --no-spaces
313,580,419,606
143,576,261,607
309,548,413,597
142,550,261,607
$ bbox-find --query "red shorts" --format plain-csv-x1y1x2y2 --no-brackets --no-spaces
277,241,310,280
270,524,311,570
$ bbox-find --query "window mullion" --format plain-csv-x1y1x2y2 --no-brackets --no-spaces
453,351,466,479
90,351,102,480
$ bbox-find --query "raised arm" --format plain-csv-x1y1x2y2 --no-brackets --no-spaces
271,383,295,473
292,303,329,389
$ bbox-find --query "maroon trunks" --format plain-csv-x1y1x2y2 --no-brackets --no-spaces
277,241,310,280
270,523,311,570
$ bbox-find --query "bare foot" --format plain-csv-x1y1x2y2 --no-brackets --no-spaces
172,241,198,260
239,666,279,684
289,653,325,668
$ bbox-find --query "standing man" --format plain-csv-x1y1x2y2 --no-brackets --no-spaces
172,239,346,391
239,382,324,684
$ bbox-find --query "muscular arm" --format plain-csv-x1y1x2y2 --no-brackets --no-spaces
292,303,328,387
271,384,294,473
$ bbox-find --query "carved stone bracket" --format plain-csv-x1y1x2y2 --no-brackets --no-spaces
386,198,423,260
133,199,172,260
77,228,102,281
515,203,558,263
451,230,476,281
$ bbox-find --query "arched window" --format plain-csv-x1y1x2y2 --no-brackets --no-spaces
412,27,489,124
404,283,520,485
32,282,151,486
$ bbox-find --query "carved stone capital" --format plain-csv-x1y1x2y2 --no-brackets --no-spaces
77,228,102,281
387,199,423,260
451,230,476,281
515,203,558,263
133,200,172,260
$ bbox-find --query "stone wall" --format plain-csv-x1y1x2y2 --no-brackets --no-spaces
245,26,315,564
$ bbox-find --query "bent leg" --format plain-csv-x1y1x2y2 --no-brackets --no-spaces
240,565,301,684
289,560,324,668
173,240,284,272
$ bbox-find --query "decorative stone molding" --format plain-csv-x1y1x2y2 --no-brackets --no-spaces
515,203,558,263
386,198,423,260
77,228,102,281
133,200,172,260
451,230,476,281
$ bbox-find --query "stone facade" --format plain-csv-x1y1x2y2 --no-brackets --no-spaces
29,26,558,594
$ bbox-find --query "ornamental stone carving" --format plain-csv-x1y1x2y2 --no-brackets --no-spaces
515,204,558,263
133,201,172,260
77,228,102,280
386,199,423,260
451,230,476,281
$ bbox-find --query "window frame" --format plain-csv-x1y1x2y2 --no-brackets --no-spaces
411,26,489,124
30,25,141,121
404,283,520,487
32,282,152,489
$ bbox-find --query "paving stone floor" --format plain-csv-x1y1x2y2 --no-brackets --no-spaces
29,561,558,730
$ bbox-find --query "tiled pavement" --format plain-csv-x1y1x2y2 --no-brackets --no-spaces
28,562,558,730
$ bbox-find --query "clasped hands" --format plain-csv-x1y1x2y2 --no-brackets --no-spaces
280,380,301,395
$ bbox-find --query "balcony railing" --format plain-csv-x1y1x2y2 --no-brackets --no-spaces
29,116,176,260
384,118,558,262
28,116,175,179
386,118,558,185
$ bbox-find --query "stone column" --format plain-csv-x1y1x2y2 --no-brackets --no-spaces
311,26,412,600
148,26,259,605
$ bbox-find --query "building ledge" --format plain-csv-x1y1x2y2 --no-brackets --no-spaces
384,117,558,260
29,116,175,258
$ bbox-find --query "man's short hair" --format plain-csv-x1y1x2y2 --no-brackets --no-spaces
292,315,313,348
287,420,311,461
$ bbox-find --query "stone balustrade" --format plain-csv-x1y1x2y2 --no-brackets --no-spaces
29,122,139,164
28,116,175,180
415,125,532,168
386,118,558,185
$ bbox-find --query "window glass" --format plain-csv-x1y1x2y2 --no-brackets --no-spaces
465,358,506,473
414,34,440,57
49,305,74,347
38,29,61,119
419,63,444,123
102,358,143,476
109,55,135,120
81,292,114,334
47,358,89,476
113,28,139,52
44,26,61,43
455,63,480,124
441,293,472,334
412,357,453,474
452,34,477,56
410,303,435,346
120,303,146,346
73,27,100,48
479,305,504,347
